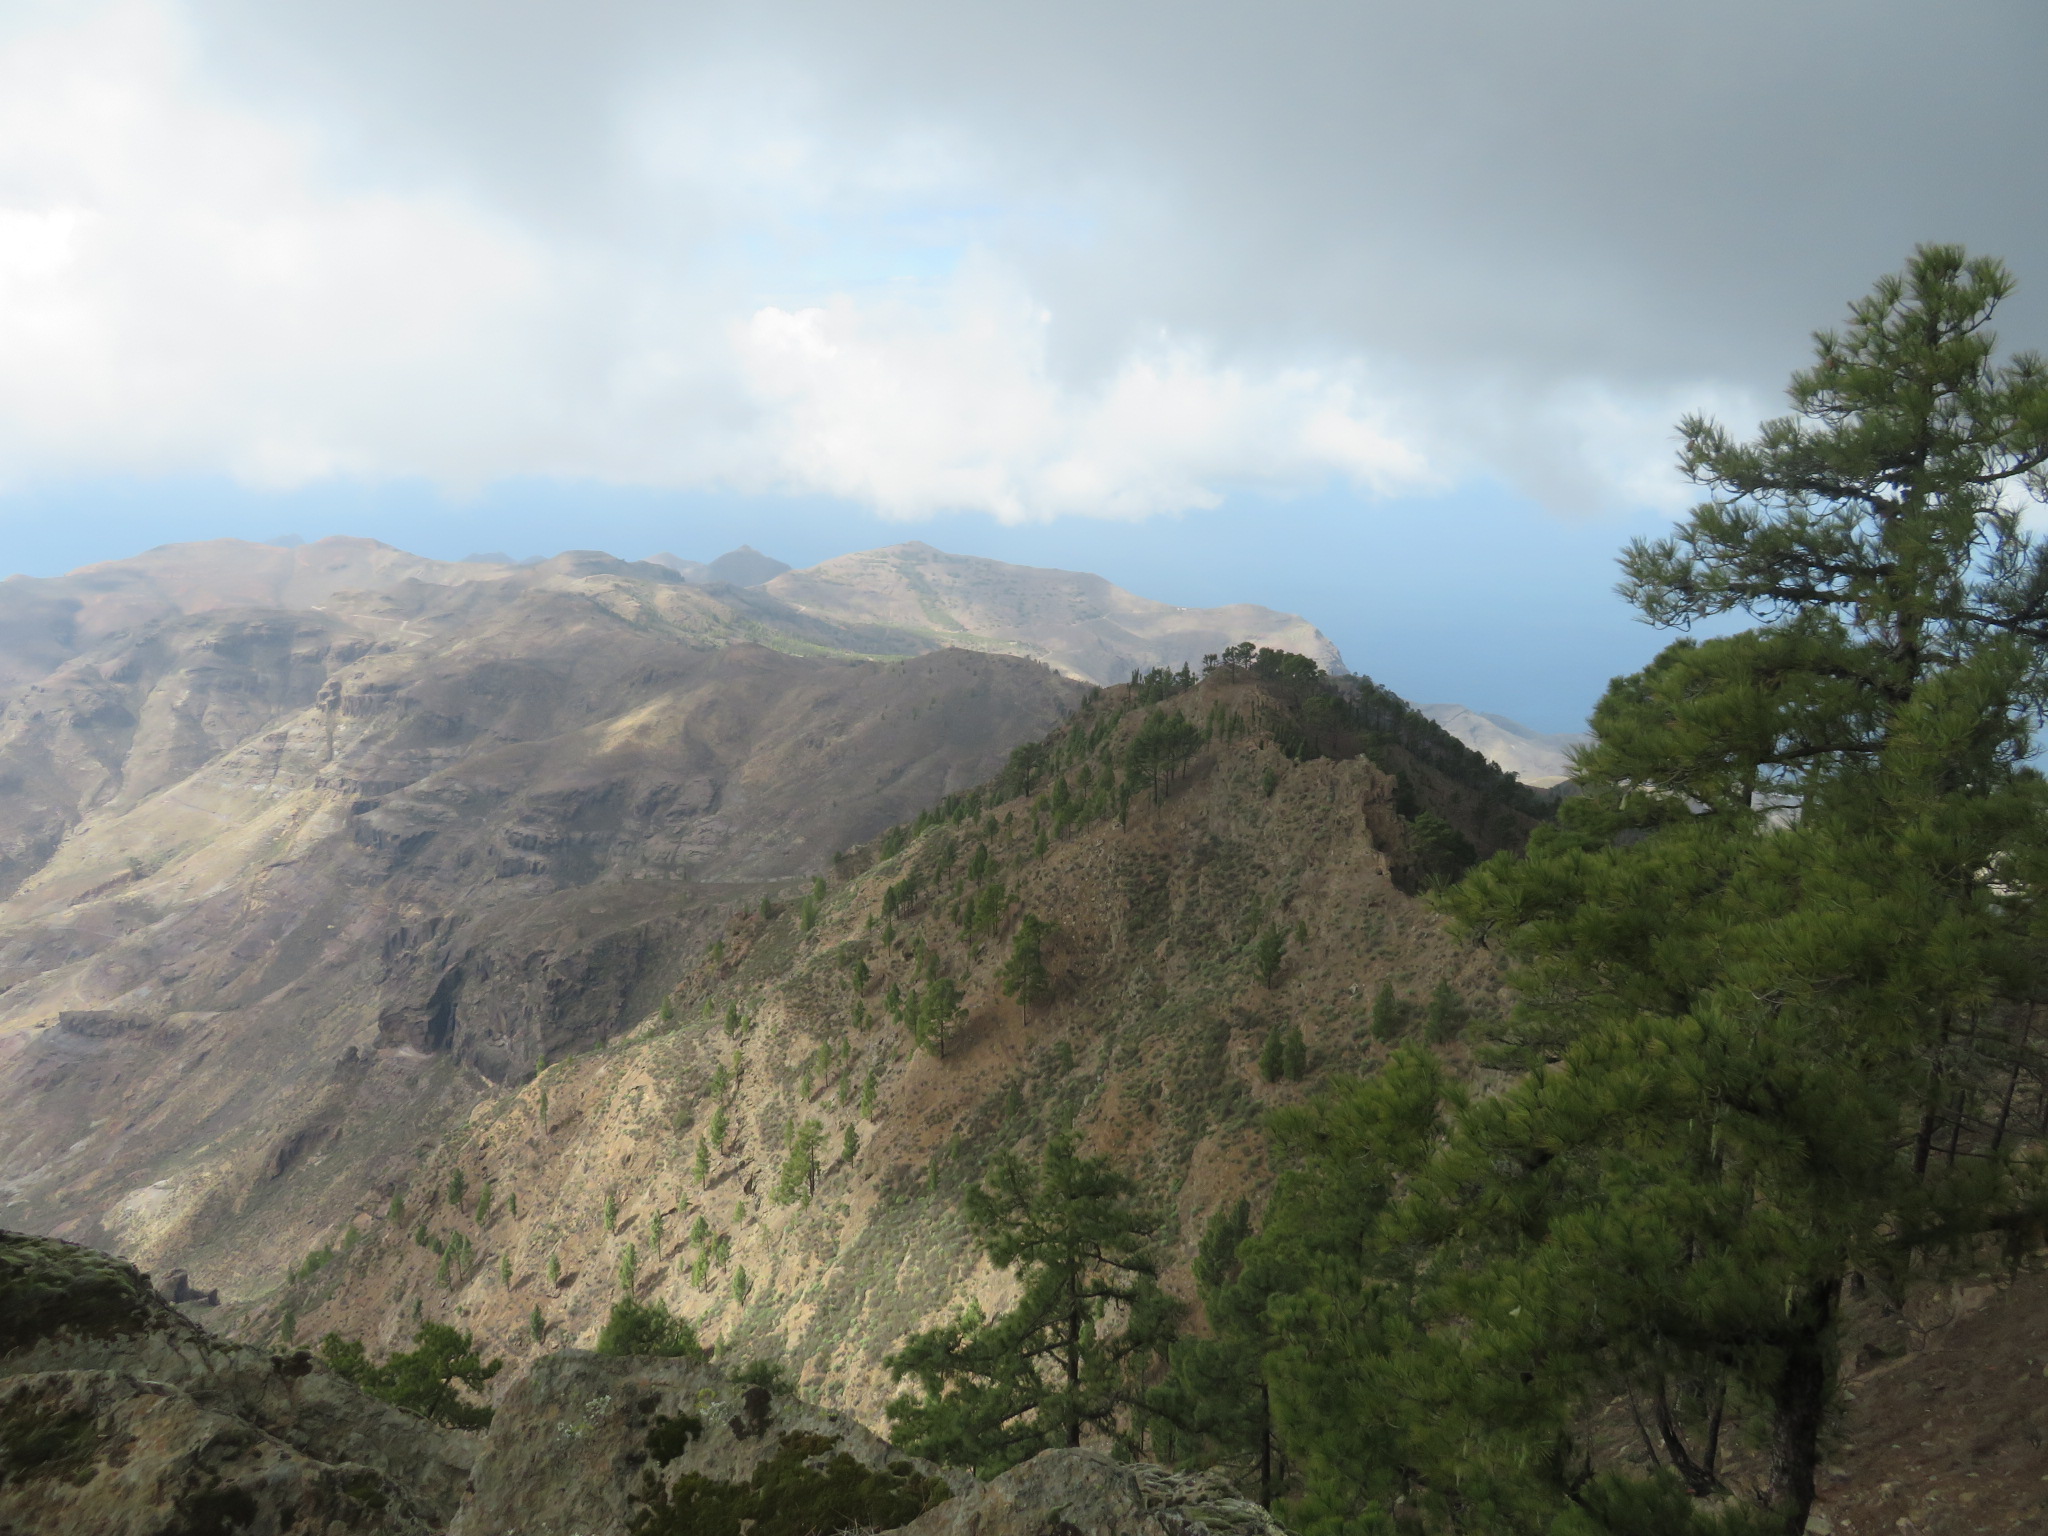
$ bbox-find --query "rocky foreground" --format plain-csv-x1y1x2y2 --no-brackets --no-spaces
0,1227,1289,1536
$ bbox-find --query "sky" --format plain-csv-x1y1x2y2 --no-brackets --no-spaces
0,1,2042,731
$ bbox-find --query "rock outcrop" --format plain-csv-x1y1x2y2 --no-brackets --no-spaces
0,1229,471,1532
454,1351,966,1536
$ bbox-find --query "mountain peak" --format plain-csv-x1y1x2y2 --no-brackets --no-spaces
707,546,792,586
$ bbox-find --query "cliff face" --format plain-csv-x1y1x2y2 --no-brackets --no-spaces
0,550,1084,1303
257,669,1532,1428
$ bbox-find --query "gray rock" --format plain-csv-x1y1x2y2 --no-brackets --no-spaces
0,1369,431,1535
0,1229,475,1523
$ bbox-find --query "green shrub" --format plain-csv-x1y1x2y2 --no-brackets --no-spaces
594,1297,707,1359
319,1324,501,1429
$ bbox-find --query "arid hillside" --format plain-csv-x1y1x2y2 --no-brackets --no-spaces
252,662,1543,1426
764,543,1349,684
0,551,1086,1302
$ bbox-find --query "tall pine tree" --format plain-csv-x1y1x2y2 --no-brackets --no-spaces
886,1135,1182,1475
1258,248,2048,1536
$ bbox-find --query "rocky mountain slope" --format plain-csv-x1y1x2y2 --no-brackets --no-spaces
0,546,1086,1307
207,659,2048,1532
251,662,1544,1426
762,543,1347,685
1413,703,1586,787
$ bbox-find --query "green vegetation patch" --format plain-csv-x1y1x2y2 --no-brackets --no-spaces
0,1403,98,1488
0,1230,161,1354
629,1429,949,1536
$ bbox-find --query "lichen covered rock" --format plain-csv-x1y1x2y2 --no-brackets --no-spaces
894,1450,1293,1536
0,1229,475,1523
0,1369,430,1535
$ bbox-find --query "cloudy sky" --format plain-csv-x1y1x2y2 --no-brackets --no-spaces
1,0,2041,726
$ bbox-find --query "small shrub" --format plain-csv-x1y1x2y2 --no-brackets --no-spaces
730,1358,795,1395
595,1297,706,1359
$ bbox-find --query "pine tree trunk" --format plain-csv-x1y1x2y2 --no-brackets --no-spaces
1059,1260,1084,1450
1763,1280,1838,1533
1066,1285,1083,1449
1258,1381,1273,1508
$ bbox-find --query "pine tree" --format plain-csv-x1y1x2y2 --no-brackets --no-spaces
773,1120,826,1205
1152,1199,1292,1505
1280,1024,1307,1082
594,1297,706,1359
1263,248,2048,1536
997,916,1055,1010
1253,927,1286,988
1257,1028,1286,1083
1368,981,1405,1042
916,976,963,1059
886,1135,1183,1475
319,1323,503,1430
1422,980,1467,1043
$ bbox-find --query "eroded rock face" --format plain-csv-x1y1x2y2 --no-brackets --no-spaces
0,1230,475,1525
452,1351,966,1536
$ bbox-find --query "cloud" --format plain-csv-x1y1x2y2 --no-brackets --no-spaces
0,0,2039,518
728,267,1432,520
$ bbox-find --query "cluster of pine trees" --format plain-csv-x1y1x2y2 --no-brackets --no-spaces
883,248,2048,1536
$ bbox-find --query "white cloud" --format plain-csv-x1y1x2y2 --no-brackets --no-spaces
727,269,1432,521
0,1,555,486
